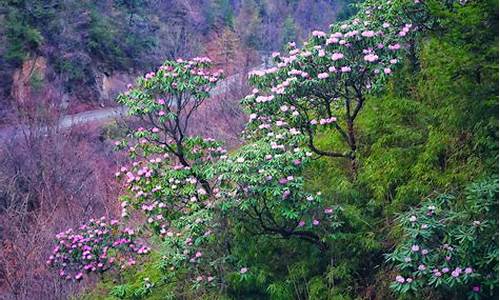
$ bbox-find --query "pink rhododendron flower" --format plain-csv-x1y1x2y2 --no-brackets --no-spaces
312,30,326,37
331,53,344,61
341,66,351,73
364,54,379,62
361,30,375,37
318,73,329,79
388,43,401,50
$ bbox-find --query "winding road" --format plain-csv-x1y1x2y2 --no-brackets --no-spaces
0,66,259,141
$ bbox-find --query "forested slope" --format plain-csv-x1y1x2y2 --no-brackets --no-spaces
0,0,353,117
6,0,498,299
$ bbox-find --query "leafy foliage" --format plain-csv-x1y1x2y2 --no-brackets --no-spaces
48,0,498,299
387,177,498,299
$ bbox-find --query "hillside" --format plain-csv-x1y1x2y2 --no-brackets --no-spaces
0,0,355,120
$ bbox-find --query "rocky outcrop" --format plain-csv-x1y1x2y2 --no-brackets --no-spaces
99,72,135,102
10,56,135,111
11,56,48,105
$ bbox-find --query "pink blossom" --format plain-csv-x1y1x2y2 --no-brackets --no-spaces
240,267,248,274
331,53,344,61
312,219,320,226
388,43,401,51
318,73,329,79
361,30,375,37
384,68,392,74
341,66,351,73
312,30,326,37
364,54,379,62
326,37,338,45
411,245,420,252
395,275,405,283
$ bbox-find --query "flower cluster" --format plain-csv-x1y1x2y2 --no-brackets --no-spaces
47,217,148,281
114,56,234,289
118,57,223,121
116,136,226,236
242,0,419,164
387,177,498,297
217,112,344,249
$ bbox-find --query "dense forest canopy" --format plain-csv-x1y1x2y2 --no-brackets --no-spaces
0,0,498,299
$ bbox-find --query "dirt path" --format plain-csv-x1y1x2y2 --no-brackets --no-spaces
0,67,260,141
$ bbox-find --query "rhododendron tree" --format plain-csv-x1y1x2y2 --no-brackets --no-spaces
115,136,226,235
47,217,149,281
244,3,419,175
386,177,498,298
217,115,344,252
114,57,227,231
116,57,224,194
114,58,236,289
44,0,499,298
